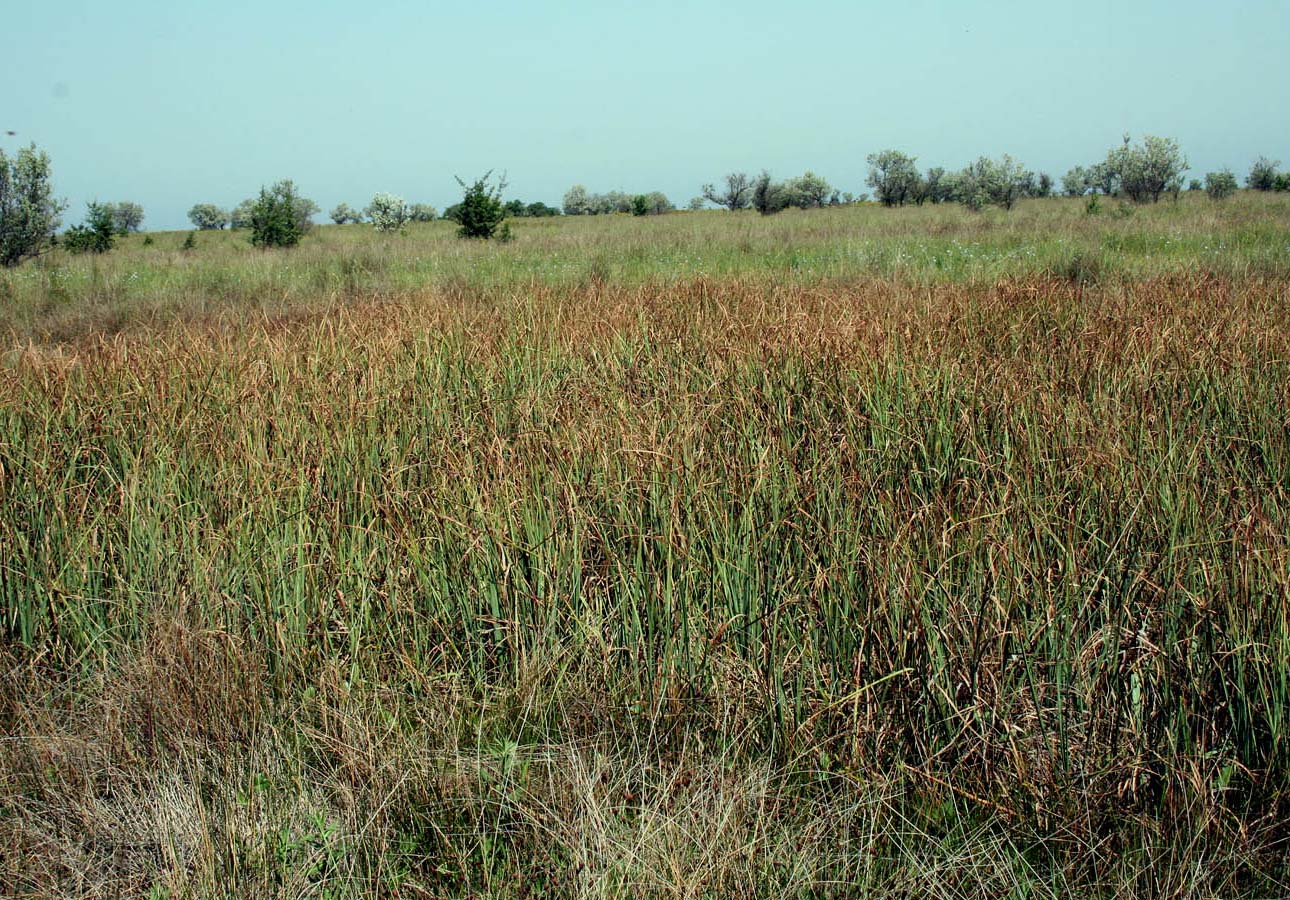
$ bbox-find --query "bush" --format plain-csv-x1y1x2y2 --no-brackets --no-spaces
365,193,410,232
1275,173,1290,193
188,203,229,230
1247,157,1280,192
249,181,311,248
751,171,788,215
62,202,115,254
454,172,508,239
409,203,438,222
0,144,66,267
1105,135,1187,203
230,199,255,230
954,155,1029,211
562,185,590,216
1062,166,1089,197
1205,170,1238,200
107,201,144,234
182,231,196,251
330,203,362,225
782,171,833,209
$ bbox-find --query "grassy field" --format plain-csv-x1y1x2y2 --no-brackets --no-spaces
2,195,1288,898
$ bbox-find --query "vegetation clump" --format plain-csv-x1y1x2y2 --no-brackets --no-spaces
454,171,508,239
62,201,116,254
0,143,64,267
249,180,314,248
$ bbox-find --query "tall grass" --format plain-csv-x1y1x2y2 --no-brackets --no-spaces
1,198,1288,897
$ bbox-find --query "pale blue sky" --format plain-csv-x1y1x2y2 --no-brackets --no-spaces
4,0,1287,230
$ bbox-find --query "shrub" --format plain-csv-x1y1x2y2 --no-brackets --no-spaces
562,185,590,216
249,181,312,248
409,203,438,222
1106,135,1187,203
365,193,410,232
631,194,649,216
525,201,560,217
1205,170,1238,200
62,202,115,254
1275,173,1290,192
330,203,362,225
1247,157,1280,191
454,171,507,239
751,171,788,215
188,203,229,230
782,171,833,209
182,231,196,251
0,144,66,267
107,201,144,234
230,199,255,230
1062,166,1090,197
954,155,1029,211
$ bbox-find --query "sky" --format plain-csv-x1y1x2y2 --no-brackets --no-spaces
3,0,1288,231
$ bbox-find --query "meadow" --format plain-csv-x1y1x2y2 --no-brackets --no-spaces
1,194,1288,898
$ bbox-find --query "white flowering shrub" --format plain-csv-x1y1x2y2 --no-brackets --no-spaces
365,193,409,232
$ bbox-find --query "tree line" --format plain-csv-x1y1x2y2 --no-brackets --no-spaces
4,140,1290,266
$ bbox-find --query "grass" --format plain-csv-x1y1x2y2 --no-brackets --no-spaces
1,194,1288,898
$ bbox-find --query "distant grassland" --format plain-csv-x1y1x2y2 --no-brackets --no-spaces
2,192,1290,342
1,195,1289,898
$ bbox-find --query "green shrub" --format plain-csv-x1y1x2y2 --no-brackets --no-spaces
1247,157,1280,191
249,180,311,248
1205,170,1239,200
454,171,507,239
62,202,115,254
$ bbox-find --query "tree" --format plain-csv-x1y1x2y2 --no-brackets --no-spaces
1275,173,1290,192
924,167,953,203
108,201,144,234
525,201,559,217
0,144,65,267
292,194,320,229
1088,162,1118,196
751,170,788,215
365,193,409,232
1247,157,1280,191
1062,166,1089,197
249,180,310,248
688,196,706,211
701,172,753,210
409,203,437,222
1108,135,1187,203
1205,170,1238,200
631,194,649,216
866,150,919,207
783,171,832,209
954,155,1029,211
188,203,229,230
62,202,115,254
1035,173,1054,198
643,191,673,215
230,199,256,230
562,185,590,216
330,202,362,224
454,171,507,239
